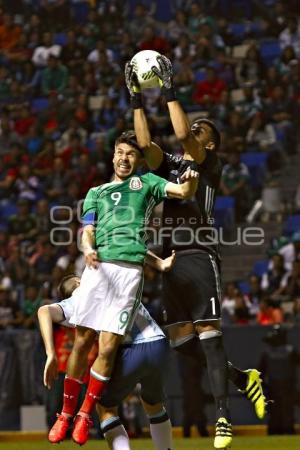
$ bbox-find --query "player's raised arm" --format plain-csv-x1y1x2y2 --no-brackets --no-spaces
38,304,64,388
152,55,206,164
125,61,163,170
166,167,199,199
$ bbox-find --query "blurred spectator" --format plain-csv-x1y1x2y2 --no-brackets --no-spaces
128,3,156,40
60,30,86,73
236,84,262,121
193,66,226,105
238,45,264,86
220,151,250,221
138,26,170,54
8,199,38,244
279,16,300,58
41,55,69,96
32,31,61,68
275,46,297,77
244,275,263,319
0,286,20,329
18,285,42,329
0,13,21,52
277,234,300,271
87,39,114,64
14,164,41,203
55,242,84,278
167,11,189,43
279,259,300,303
246,113,277,152
60,133,88,169
261,254,287,297
256,297,283,325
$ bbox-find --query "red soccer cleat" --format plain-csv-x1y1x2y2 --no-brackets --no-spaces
48,413,71,443
72,415,93,446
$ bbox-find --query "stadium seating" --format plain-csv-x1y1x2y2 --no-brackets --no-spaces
214,196,235,229
31,98,50,113
260,40,281,66
252,259,269,277
241,152,268,189
282,215,300,236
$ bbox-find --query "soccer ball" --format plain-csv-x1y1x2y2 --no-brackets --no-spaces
131,50,161,90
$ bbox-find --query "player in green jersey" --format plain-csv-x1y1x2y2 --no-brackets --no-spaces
58,130,198,445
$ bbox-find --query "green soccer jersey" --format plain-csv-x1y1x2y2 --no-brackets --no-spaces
82,173,168,264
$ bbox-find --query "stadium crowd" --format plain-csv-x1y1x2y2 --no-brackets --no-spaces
0,0,300,337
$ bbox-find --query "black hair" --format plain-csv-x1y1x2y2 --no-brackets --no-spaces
57,274,79,300
115,130,142,154
191,118,221,150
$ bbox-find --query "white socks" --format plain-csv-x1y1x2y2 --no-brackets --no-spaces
104,424,130,450
149,410,172,450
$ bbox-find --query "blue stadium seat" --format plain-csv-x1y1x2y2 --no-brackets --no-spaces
238,280,250,294
214,196,235,229
240,152,268,189
260,40,281,66
71,1,89,24
0,202,18,222
229,23,247,39
195,70,206,82
283,215,300,236
31,98,50,112
253,259,269,277
54,33,67,46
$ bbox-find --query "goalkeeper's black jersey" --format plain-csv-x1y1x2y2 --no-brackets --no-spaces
155,150,223,261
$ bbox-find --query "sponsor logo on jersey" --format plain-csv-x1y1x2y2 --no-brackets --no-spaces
129,177,143,190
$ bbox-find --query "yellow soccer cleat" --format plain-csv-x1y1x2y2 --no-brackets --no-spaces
214,417,232,449
242,369,266,419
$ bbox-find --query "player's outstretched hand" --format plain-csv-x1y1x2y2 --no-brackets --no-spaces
125,61,141,96
180,167,199,182
151,55,173,90
44,354,58,390
85,250,100,269
161,250,176,272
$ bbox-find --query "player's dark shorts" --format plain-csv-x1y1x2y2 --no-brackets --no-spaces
100,338,168,408
162,251,222,326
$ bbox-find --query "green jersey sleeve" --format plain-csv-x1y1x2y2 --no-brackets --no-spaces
146,172,168,204
82,188,98,225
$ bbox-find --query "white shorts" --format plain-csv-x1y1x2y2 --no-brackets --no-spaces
69,261,143,335
58,295,76,328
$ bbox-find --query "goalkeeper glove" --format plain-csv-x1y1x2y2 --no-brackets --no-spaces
125,61,142,109
151,55,176,102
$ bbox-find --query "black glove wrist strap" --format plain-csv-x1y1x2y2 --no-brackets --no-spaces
162,86,176,102
131,93,143,109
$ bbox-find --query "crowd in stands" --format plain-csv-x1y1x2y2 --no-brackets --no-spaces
0,0,300,333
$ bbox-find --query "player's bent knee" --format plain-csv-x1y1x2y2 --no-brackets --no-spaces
142,400,164,416
199,329,222,340
195,320,221,335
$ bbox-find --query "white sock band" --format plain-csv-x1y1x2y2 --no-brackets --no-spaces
90,368,110,382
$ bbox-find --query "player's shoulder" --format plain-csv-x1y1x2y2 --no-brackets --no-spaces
140,171,165,183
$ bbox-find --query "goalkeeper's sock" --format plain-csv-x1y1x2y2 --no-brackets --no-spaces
173,336,248,390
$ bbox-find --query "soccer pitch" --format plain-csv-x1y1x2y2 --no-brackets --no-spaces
0,437,299,450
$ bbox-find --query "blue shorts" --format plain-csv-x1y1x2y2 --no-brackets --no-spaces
100,338,169,408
